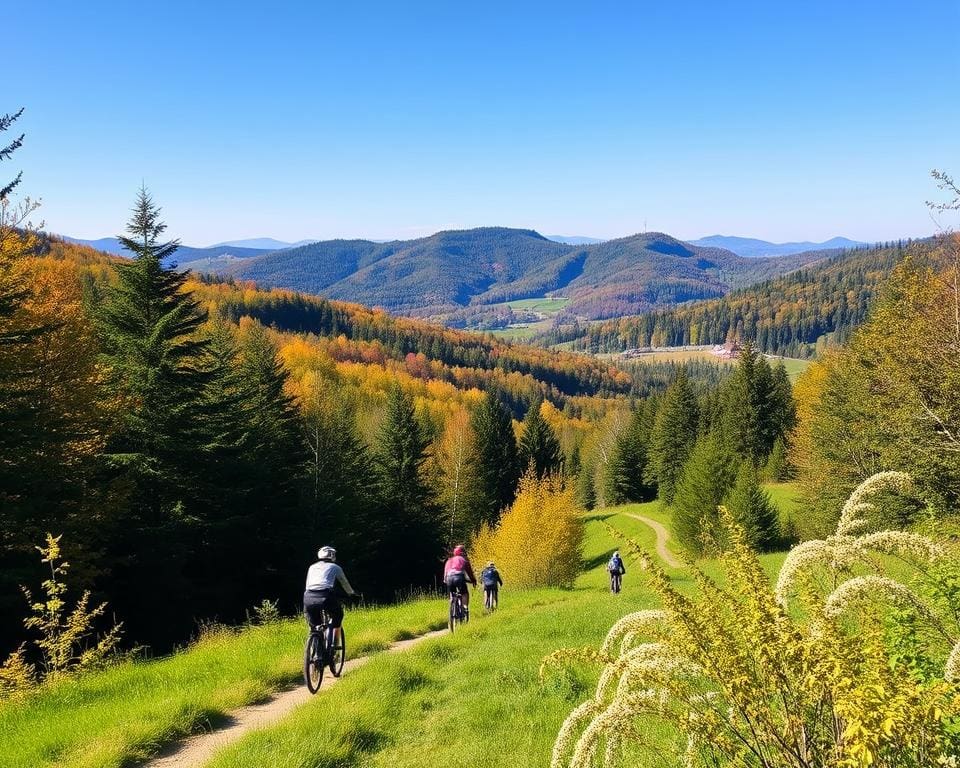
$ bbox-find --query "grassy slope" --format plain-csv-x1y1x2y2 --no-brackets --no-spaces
3,489,797,768
0,601,446,768
205,498,791,768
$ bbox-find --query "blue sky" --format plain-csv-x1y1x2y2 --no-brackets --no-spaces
7,1,959,244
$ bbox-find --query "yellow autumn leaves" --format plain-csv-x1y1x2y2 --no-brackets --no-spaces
472,472,583,589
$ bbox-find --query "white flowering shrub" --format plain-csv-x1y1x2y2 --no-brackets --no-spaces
547,473,960,768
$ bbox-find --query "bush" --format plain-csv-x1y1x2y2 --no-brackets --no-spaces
472,472,583,589
0,535,123,700
548,473,960,768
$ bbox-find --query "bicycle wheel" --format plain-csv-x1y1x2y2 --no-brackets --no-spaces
303,631,324,693
448,596,457,632
329,626,346,677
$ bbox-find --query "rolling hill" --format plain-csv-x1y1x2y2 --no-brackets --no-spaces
539,238,928,358
188,227,843,322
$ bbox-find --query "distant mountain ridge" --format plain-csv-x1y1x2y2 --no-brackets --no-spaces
182,227,842,322
61,236,272,262
208,237,317,250
63,227,869,325
688,234,867,258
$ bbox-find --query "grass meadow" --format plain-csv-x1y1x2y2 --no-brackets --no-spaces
1,489,798,768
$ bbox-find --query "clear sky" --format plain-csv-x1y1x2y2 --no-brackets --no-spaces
7,1,960,245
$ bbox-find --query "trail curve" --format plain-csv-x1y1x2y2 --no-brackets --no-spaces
622,512,682,568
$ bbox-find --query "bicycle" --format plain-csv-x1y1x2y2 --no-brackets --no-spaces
483,586,499,611
303,607,346,693
610,571,623,594
448,589,468,632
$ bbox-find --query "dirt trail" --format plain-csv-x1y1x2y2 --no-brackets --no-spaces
145,628,448,768
622,512,682,568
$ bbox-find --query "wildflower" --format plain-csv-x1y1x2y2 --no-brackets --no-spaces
823,575,923,619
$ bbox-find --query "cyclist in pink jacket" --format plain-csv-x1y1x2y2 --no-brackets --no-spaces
443,544,477,614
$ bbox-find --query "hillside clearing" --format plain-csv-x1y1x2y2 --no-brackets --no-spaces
2,491,797,768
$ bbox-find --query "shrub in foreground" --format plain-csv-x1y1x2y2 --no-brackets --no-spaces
546,472,960,768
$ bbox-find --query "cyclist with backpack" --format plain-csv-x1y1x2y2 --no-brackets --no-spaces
443,544,477,619
480,561,503,610
607,550,626,593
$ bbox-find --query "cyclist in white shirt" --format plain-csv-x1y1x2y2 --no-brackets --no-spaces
304,546,357,632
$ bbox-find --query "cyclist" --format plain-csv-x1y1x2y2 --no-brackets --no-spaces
304,546,357,643
481,561,503,610
443,544,477,618
607,550,626,593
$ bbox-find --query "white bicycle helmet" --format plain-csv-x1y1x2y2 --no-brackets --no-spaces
317,546,337,562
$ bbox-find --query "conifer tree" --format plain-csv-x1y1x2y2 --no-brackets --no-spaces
471,390,520,524
298,373,380,589
375,385,441,583
518,398,564,478
230,319,307,595
723,463,779,551
96,188,215,644
608,405,655,504
576,459,597,510
672,431,738,554
98,188,211,489
763,437,791,482
646,367,699,504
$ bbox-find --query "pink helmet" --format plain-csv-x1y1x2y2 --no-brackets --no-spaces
453,544,466,556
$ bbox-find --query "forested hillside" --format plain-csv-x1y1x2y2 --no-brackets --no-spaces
544,239,921,357
193,228,838,322
2,188,747,656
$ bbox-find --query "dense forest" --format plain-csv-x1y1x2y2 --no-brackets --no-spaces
1,121,762,656
790,229,960,537
543,240,923,357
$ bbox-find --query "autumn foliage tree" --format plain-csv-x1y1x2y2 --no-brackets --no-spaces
472,472,583,589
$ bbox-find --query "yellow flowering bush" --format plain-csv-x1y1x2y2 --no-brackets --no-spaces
548,473,960,768
472,472,583,589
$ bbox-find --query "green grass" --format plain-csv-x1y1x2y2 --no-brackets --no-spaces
489,325,539,340
503,297,570,314
0,600,446,768
203,503,791,768
3,490,801,768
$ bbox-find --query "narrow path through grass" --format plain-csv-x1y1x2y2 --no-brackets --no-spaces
145,629,449,768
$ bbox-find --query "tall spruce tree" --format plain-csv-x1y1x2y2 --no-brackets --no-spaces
671,430,738,554
230,319,307,600
518,398,564,478
608,405,655,504
723,463,780,552
646,367,699,504
471,390,520,524
96,188,214,646
375,385,441,584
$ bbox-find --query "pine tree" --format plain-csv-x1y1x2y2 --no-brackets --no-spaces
471,391,520,524
230,319,307,597
724,463,779,552
608,406,655,504
672,431,738,555
96,188,215,645
763,437,791,482
518,398,564,478
375,385,441,583
297,371,379,589
98,188,212,494
646,367,699,504
576,459,597,510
